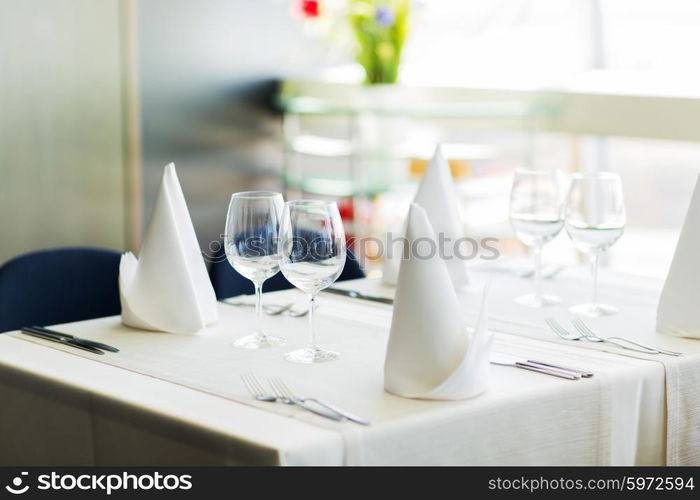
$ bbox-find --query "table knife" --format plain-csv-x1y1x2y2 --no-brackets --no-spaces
24,326,119,353
20,329,104,355
323,287,394,305
490,352,580,380
525,359,594,378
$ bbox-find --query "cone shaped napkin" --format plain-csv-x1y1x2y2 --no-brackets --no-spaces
657,174,700,338
384,203,492,400
383,145,469,289
119,163,218,334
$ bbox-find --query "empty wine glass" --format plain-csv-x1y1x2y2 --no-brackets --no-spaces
509,169,564,307
565,172,626,317
225,191,286,349
279,200,346,363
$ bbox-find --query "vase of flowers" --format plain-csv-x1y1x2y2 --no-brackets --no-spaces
290,1,411,195
291,0,410,85
348,0,410,85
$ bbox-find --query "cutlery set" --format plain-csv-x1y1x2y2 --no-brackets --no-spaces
21,280,679,401
545,318,682,356
241,373,370,425
20,326,119,355
490,353,593,380
225,301,311,317
225,286,394,314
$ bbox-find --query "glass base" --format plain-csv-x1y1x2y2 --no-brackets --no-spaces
285,346,339,364
569,302,618,318
232,333,286,349
514,293,562,308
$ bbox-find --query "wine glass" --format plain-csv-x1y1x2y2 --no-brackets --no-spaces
225,191,286,349
509,169,565,307
279,200,346,363
565,172,626,317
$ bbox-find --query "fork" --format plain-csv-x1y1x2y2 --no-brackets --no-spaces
520,265,565,280
227,300,310,317
546,318,660,354
226,301,294,316
269,378,370,426
545,318,581,341
240,373,342,421
571,318,682,357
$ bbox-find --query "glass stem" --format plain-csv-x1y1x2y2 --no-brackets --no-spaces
590,254,599,306
307,293,316,350
533,243,543,297
254,281,265,339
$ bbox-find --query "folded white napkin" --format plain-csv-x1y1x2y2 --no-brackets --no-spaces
384,203,492,400
382,145,469,289
119,163,218,334
657,174,700,339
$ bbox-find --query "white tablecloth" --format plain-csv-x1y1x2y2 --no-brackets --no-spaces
0,268,698,465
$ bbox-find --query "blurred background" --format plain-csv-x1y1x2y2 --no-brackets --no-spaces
2,0,700,278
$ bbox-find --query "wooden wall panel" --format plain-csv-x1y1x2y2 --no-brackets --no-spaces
0,0,131,263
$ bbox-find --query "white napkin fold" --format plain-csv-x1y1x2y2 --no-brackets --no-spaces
384,203,492,400
382,145,469,289
119,163,218,334
657,174,700,339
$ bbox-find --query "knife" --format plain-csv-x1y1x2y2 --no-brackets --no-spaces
490,352,580,380
525,359,593,378
323,287,394,305
20,329,105,355
24,326,119,353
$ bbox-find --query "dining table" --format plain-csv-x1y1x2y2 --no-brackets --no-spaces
0,264,698,466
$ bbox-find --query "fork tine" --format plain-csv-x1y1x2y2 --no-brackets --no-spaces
270,378,290,399
546,317,580,339
555,320,571,335
545,318,567,337
571,318,591,337
248,373,266,395
545,318,559,330
274,379,288,398
573,318,592,335
240,373,255,396
545,320,564,338
276,379,296,399
268,379,284,398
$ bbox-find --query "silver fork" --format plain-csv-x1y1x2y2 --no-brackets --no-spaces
241,372,276,402
545,318,580,340
546,318,659,354
269,378,370,426
572,318,682,357
225,301,294,316
520,265,565,280
240,373,342,421
228,300,310,317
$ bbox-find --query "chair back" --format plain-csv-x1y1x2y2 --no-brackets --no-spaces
209,243,364,300
0,247,122,332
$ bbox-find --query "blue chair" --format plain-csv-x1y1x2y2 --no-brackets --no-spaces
209,242,365,300
0,248,122,333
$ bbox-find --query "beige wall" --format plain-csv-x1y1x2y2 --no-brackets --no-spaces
0,0,135,263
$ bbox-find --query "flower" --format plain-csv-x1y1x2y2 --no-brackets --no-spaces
375,5,395,28
296,0,321,18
